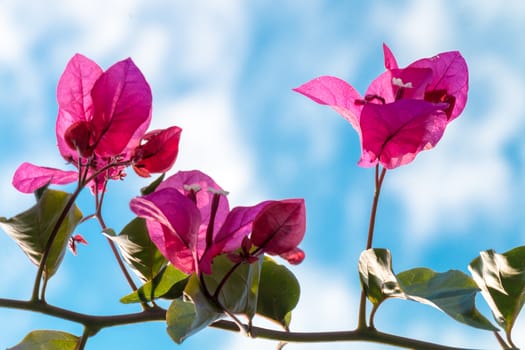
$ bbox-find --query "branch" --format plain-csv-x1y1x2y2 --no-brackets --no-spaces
211,320,481,350
0,298,481,350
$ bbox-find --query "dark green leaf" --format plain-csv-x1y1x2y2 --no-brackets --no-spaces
140,173,165,195
359,248,496,331
0,189,82,278
7,330,79,350
256,257,300,328
201,255,262,318
120,264,188,304
469,246,525,337
106,217,167,282
166,274,222,344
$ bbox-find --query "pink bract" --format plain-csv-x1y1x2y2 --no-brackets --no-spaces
130,170,307,274
56,54,152,160
294,43,469,169
12,162,78,194
13,54,182,194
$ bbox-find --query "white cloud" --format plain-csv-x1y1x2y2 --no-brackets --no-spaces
387,53,525,245
370,0,455,59
152,90,262,206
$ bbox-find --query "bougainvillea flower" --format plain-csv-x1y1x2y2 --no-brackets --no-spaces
358,100,448,169
293,43,468,169
132,126,182,177
368,43,469,121
130,170,306,274
13,54,182,194
249,199,306,264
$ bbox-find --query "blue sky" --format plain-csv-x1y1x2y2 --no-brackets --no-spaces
1,1,525,349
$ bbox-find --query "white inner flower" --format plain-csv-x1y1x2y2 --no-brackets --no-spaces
392,77,413,88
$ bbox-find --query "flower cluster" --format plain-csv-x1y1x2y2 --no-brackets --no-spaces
130,170,306,275
294,44,468,169
13,54,181,194
11,54,307,275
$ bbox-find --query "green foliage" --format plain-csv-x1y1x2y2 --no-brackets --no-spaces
358,248,403,305
166,275,222,344
359,248,496,330
201,255,262,318
397,268,496,330
140,173,165,195
106,217,167,282
469,246,525,340
121,264,188,303
256,257,300,328
8,330,79,350
0,189,82,279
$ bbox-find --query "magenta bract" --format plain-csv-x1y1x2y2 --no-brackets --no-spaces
132,126,182,177
13,54,182,194
130,170,307,274
12,162,78,194
294,43,469,169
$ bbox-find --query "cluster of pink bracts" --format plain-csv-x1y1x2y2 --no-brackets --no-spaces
12,54,306,274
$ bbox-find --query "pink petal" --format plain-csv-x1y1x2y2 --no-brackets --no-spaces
358,100,448,169
409,51,469,121
132,126,182,177
56,54,103,161
199,200,274,273
159,170,230,241
12,162,78,193
217,201,272,252
293,76,363,135
389,67,433,100
279,247,305,265
365,71,396,104
251,199,306,260
90,58,152,157
383,43,398,70
130,188,201,274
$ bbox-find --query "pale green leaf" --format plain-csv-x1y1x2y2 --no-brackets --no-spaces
166,274,221,344
106,217,167,282
7,330,79,350
0,189,82,278
120,264,188,304
469,246,525,338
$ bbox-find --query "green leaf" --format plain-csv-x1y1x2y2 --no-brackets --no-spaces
121,264,188,304
140,173,165,195
397,268,497,330
106,217,167,282
166,274,222,344
8,330,79,350
359,248,496,331
469,246,525,337
358,248,403,305
201,255,262,318
0,189,82,279
256,257,300,328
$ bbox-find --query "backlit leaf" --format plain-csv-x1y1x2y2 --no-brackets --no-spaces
120,264,188,304
202,255,262,318
8,330,79,350
0,189,82,278
359,248,496,331
256,257,300,328
107,217,167,282
469,246,525,338
166,274,221,344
